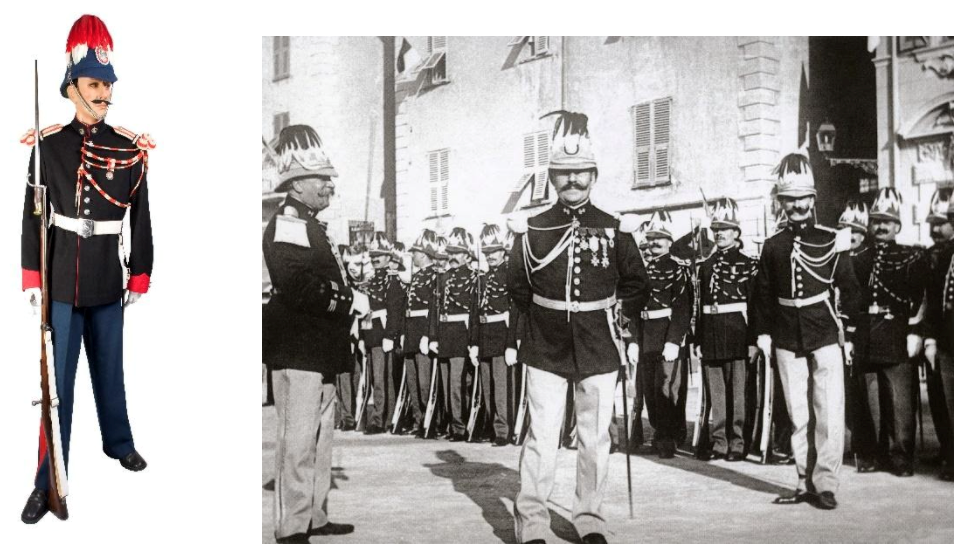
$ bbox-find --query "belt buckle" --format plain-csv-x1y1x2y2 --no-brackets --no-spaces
440,315,448,322
869,304,880,314
569,301,580,313
712,303,719,314
479,315,488,324
78,218,94,239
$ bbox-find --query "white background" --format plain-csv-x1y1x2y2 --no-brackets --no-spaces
0,1,947,543
0,5,261,542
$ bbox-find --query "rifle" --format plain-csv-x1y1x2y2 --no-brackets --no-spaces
690,189,712,452
466,369,482,440
390,363,408,433
422,356,440,437
354,344,370,431
616,306,634,519
758,349,774,464
29,60,69,520
512,364,529,445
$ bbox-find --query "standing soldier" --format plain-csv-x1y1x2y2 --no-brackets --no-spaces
836,201,870,470
754,148,861,510
922,189,954,475
849,189,928,477
359,232,405,434
510,111,649,544
473,223,517,446
21,14,153,524
335,244,370,431
631,210,694,459
402,229,441,437
433,227,479,442
263,125,366,542
693,198,759,462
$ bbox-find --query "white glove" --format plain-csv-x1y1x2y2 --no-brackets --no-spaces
351,291,370,317
358,339,366,355
757,334,772,355
505,348,518,366
123,290,142,308
400,335,405,352
468,345,479,366
627,343,639,366
429,341,439,354
693,344,703,361
382,338,394,353
419,336,429,355
907,334,923,360
925,339,937,371
24,287,41,315
748,345,758,362
662,342,680,362
844,341,854,366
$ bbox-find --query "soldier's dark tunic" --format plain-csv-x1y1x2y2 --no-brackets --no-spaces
847,240,927,471
697,243,758,455
632,251,693,445
474,259,518,440
510,203,649,378
23,118,153,493
433,263,479,437
262,198,354,375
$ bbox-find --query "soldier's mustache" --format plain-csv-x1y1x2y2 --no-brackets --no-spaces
790,206,810,214
560,182,588,192
91,99,112,105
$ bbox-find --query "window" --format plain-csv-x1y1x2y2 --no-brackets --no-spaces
507,36,550,60
632,97,672,188
502,131,549,213
273,36,290,81
421,36,447,86
273,112,289,138
859,177,878,194
427,149,450,216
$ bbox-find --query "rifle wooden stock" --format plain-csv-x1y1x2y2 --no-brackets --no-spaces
390,363,408,433
33,59,68,520
422,357,439,437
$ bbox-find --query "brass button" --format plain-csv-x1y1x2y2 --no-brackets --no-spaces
574,266,581,273
573,278,580,285
78,128,85,135
85,185,90,192
91,127,98,134
574,289,580,296
83,209,91,216
83,197,90,204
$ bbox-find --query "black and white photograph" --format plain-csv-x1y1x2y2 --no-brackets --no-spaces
262,32,954,544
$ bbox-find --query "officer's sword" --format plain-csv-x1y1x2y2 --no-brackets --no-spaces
616,307,634,519
30,59,69,520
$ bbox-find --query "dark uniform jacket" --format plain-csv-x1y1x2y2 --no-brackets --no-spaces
22,118,153,307
920,240,954,352
510,200,650,379
753,218,862,354
358,267,406,349
401,264,438,352
633,252,693,355
473,261,513,358
849,240,927,366
433,263,479,358
262,197,355,375
696,244,758,361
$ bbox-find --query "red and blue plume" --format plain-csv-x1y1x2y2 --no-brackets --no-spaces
66,15,114,65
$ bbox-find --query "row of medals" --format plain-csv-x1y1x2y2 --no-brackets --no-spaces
574,223,614,269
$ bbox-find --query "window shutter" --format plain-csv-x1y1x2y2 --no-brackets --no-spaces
633,103,651,186
429,151,439,214
439,149,450,212
533,36,549,55
533,131,549,200
523,134,535,170
653,98,671,184
429,36,447,53
273,36,290,79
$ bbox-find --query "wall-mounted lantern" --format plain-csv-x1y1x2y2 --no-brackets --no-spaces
816,119,836,153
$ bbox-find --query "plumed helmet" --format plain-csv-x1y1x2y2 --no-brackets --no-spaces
61,15,117,98
274,125,338,192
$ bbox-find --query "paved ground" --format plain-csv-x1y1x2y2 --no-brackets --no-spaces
262,378,954,543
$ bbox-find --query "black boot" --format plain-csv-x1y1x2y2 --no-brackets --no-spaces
120,450,148,472
21,488,49,524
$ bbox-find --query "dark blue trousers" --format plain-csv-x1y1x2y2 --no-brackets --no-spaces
35,300,135,491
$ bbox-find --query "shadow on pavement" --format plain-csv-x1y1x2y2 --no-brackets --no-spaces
424,449,578,544
638,452,791,496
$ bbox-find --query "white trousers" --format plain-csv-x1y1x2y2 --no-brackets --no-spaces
272,369,337,538
514,366,617,542
776,344,845,494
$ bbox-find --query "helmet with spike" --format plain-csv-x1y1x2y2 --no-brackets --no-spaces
61,15,117,98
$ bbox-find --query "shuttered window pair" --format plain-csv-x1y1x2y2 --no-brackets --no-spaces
422,36,448,85
632,97,672,188
507,36,550,57
427,149,450,216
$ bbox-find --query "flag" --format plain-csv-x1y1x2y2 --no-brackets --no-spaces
396,37,422,75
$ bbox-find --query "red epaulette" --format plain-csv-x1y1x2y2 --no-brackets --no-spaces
114,126,157,151
19,124,63,146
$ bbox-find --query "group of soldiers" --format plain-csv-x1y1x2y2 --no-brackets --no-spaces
333,225,525,446
263,108,954,543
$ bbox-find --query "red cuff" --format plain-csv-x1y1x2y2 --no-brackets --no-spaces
22,269,40,290
127,273,151,294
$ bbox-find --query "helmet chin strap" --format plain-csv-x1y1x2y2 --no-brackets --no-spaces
71,80,107,122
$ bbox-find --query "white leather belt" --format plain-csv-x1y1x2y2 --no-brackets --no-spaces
641,308,673,320
702,303,748,315
362,309,388,330
52,213,122,238
777,291,829,308
867,304,893,316
440,313,469,328
479,312,509,326
533,294,616,313
406,309,428,318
